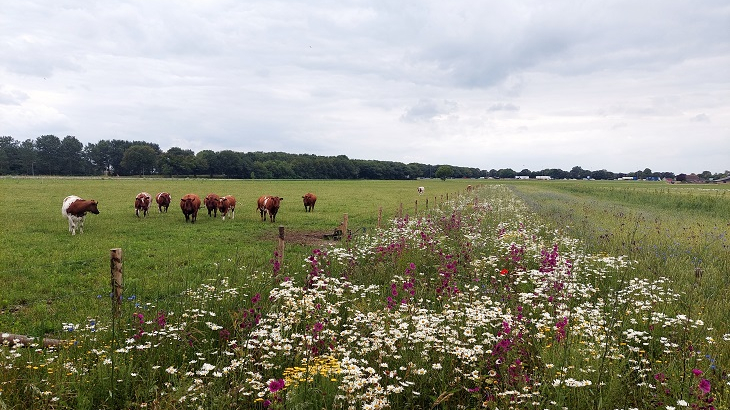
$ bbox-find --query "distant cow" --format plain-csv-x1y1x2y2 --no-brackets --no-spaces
180,194,201,223
156,192,172,213
218,195,236,221
417,186,425,195
204,193,221,217
257,195,283,222
62,195,100,235
302,193,317,212
467,185,473,193
134,192,152,217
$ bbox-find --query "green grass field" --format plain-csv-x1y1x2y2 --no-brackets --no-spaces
0,177,472,335
1,177,729,410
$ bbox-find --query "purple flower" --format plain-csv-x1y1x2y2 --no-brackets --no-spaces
692,368,703,377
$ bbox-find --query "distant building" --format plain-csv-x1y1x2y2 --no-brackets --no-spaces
714,175,730,183
516,175,530,179
536,175,551,180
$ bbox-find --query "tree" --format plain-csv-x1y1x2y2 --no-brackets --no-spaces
217,150,245,178
59,136,84,175
570,166,589,179
0,136,21,174
121,145,159,175
159,147,195,176
497,168,516,179
435,165,454,180
35,135,62,175
196,150,217,177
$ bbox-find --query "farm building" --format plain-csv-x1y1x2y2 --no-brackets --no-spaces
535,176,551,180
516,175,530,179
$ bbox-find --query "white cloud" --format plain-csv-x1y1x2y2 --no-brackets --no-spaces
0,0,728,173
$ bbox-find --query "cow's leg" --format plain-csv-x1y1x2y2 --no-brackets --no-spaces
67,216,75,235
78,216,85,234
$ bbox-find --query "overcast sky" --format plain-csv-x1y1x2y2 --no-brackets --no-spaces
1,1,728,174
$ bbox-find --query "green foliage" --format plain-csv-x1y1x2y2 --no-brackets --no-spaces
434,165,453,180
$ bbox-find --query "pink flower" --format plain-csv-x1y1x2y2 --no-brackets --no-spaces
692,368,703,377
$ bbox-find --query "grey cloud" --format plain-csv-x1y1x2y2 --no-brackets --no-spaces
690,114,710,123
0,88,28,105
400,99,458,122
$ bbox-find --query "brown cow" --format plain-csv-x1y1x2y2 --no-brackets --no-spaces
302,192,317,212
257,195,283,222
180,194,201,223
135,192,152,217
218,195,236,221
204,193,221,217
156,192,172,213
467,185,473,193
61,195,100,235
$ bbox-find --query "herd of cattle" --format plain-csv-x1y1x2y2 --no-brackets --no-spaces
61,192,318,235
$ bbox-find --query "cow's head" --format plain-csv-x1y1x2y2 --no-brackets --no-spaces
217,197,229,210
180,197,194,211
88,200,100,214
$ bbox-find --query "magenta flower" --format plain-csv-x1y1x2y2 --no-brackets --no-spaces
692,368,703,377
268,378,285,393
698,378,711,395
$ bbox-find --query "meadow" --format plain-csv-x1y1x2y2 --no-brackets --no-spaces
0,177,465,334
1,177,729,409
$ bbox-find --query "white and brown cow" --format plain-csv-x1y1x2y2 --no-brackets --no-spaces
302,192,317,212
135,192,152,217
257,195,283,222
417,186,425,195
62,195,100,235
156,192,172,213
204,193,220,217
218,195,236,221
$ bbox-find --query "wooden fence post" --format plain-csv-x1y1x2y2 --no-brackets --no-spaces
426,198,429,209
110,248,123,318
415,200,418,214
342,214,349,240
378,207,382,229
278,226,285,263
399,203,403,218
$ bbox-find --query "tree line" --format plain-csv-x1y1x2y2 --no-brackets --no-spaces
0,135,725,181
